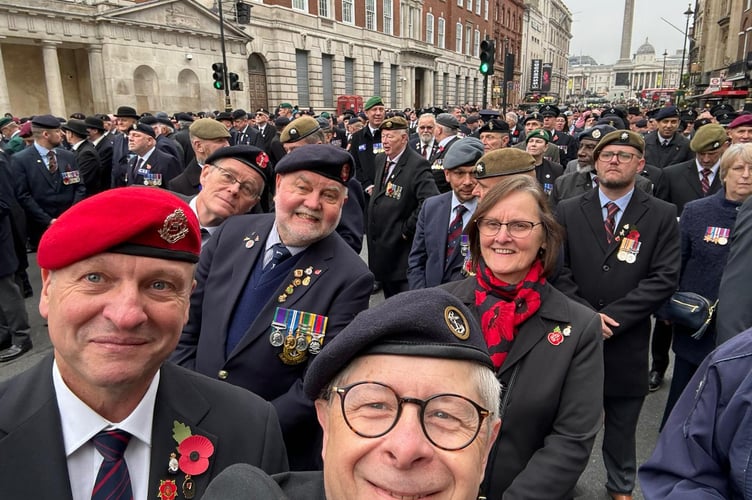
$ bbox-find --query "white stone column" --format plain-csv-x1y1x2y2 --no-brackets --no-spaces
42,41,66,116
88,45,108,112
0,40,10,114
423,70,434,107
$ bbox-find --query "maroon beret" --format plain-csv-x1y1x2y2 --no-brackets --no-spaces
38,188,201,270
728,114,752,129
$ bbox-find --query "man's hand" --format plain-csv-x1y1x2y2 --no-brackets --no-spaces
600,313,620,339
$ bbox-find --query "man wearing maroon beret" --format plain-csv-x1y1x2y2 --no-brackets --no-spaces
727,113,752,144
0,188,288,499
172,144,374,470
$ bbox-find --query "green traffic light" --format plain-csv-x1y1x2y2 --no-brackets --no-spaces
480,63,489,74
213,81,223,90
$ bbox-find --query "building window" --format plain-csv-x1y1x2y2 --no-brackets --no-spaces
345,57,355,94
319,0,331,17
366,0,376,30
426,13,434,44
467,0,472,11
438,17,446,48
296,50,310,107
474,29,480,57
374,62,382,95
476,0,481,16
456,22,463,53
292,0,308,11
322,54,334,107
383,0,393,35
457,0,463,6
465,25,472,55
342,0,354,24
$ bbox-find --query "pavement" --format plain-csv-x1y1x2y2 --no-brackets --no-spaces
1,250,672,499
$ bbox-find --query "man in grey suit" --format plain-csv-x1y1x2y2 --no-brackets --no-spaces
0,187,288,500
408,137,483,289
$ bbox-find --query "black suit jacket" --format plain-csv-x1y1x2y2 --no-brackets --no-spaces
73,140,102,195
11,146,85,225
94,137,113,194
0,357,289,500
349,126,381,192
116,148,182,188
655,159,722,215
168,159,202,196
551,170,654,208
644,131,694,168
554,188,680,397
429,136,460,193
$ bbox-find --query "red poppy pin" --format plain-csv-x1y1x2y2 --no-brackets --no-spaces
170,420,215,498
158,480,178,500
547,325,570,346
256,152,269,169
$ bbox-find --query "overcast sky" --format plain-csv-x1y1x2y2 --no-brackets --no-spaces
565,0,694,65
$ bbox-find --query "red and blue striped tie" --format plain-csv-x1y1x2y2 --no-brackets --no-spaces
91,429,133,500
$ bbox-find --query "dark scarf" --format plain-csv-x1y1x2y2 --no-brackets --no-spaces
474,259,546,370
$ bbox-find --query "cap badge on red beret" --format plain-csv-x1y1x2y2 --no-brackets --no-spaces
256,152,269,169
159,209,190,244
445,306,469,340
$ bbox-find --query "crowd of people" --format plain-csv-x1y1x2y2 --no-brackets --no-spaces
1,95,752,499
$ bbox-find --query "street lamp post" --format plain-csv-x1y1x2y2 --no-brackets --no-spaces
678,4,693,91
662,50,668,89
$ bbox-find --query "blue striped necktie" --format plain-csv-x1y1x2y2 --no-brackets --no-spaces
91,429,133,500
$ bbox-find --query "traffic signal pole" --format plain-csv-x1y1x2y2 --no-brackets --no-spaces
479,39,495,110
217,0,232,111
482,75,488,110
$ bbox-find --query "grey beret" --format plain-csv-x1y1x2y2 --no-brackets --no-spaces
436,113,460,130
443,137,485,170
303,288,493,400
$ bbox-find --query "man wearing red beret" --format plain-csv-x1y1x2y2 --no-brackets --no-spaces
0,188,288,499
172,144,373,470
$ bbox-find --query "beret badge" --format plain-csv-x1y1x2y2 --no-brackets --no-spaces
256,152,269,169
592,129,601,139
475,162,486,176
159,209,190,244
619,132,629,142
444,306,470,340
289,128,298,138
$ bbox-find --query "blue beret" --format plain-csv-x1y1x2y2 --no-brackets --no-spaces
205,145,270,182
31,114,62,129
578,124,616,142
275,144,353,185
654,106,680,121
303,288,493,399
443,137,485,170
539,104,560,117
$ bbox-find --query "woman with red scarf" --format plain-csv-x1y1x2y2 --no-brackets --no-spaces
442,175,604,499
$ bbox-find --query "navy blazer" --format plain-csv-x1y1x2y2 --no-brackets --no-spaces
168,159,202,196
172,213,373,468
407,191,471,289
0,357,289,500
554,188,680,397
116,148,182,188
11,145,85,225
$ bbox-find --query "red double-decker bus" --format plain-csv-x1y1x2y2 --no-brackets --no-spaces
639,88,676,102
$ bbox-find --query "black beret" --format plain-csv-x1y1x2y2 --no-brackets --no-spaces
654,106,680,121
717,112,740,126
275,143,353,185
478,109,500,120
174,112,194,122
522,112,543,125
205,145,270,182
602,106,627,121
694,117,713,130
130,122,156,138
539,104,560,117
274,116,291,128
578,124,617,142
216,112,233,122
31,114,62,129
231,109,248,120
634,119,648,128
303,288,493,400
596,116,627,130
465,115,480,124
61,119,89,138
139,115,158,125
710,103,734,117
347,117,361,125
627,107,641,116
477,119,510,134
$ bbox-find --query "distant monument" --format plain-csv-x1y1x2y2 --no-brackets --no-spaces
613,0,636,94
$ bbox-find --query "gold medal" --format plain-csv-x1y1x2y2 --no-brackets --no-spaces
302,276,311,286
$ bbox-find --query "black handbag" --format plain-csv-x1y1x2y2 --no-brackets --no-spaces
661,291,719,340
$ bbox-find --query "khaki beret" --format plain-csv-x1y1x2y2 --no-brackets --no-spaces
379,116,408,131
280,116,321,143
474,148,536,178
690,124,728,153
593,130,645,157
189,118,231,140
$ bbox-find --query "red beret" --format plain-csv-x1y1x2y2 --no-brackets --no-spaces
728,114,752,129
38,188,201,270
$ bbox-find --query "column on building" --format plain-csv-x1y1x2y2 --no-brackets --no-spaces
88,45,108,113
423,68,434,107
42,41,66,116
403,66,415,110
0,40,10,114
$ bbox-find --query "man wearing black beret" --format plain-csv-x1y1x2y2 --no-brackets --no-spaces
172,144,374,470
202,288,501,500
541,104,578,169
61,119,103,195
84,115,114,191
10,114,85,249
112,123,182,188
139,115,184,169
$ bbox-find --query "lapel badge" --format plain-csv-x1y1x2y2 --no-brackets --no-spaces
293,278,302,286
167,452,179,474
158,479,178,500
302,276,311,286
444,306,470,340
243,233,259,249
294,269,304,278
314,268,322,275
278,293,287,303
562,325,572,337
305,266,313,275
547,326,565,346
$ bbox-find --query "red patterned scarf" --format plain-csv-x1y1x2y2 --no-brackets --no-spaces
474,259,546,370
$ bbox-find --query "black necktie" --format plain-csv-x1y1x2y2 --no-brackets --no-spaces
91,429,133,500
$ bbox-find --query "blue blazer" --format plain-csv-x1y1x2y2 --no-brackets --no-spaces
407,191,470,289
172,213,373,468
0,357,288,500
11,145,85,225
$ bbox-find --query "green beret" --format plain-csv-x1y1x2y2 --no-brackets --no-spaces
379,116,408,131
474,149,536,178
189,118,231,140
593,130,645,157
0,117,13,129
279,103,293,110
280,116,320,143
525,128,551,143
364,96,384,111
690,124,728,153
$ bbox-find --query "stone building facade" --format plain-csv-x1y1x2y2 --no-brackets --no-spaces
0,0,526,117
